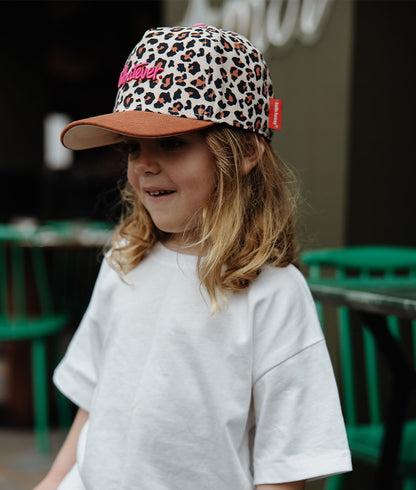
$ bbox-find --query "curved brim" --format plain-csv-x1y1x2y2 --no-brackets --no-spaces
61,111,214,150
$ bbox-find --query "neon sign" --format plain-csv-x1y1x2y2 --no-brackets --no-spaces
180,0,334,52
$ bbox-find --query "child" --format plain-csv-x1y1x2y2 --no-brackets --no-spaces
35,24,351,490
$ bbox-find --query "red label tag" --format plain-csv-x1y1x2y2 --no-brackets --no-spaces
268,98,282,130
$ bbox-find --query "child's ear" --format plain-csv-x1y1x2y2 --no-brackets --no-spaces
241,137,265,175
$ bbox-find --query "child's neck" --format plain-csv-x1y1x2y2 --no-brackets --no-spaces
162,236,200,256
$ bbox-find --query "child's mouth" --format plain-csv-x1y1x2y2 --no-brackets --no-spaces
147,190,175,197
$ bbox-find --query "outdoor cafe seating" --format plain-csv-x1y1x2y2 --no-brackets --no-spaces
0,220,112,454
301,246,416,490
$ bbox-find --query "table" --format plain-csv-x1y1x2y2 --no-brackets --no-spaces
0,219,113,247
308,279,416,489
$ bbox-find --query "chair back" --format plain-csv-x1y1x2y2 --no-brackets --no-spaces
0,239,54,324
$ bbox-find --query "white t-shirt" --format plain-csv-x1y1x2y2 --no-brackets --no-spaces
54,243,351,489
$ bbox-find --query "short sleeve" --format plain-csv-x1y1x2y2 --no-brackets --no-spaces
253,341,352,484
53,257,113,412
250,266,352,483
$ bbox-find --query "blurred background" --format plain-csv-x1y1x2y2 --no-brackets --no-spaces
1,0,415,247
0,0,415,489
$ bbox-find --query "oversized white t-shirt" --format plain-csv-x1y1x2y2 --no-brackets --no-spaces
54,243,351,489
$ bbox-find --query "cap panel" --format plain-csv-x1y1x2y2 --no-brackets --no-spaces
114,25,273,139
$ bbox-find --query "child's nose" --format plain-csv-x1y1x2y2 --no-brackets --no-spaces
131,145,160,175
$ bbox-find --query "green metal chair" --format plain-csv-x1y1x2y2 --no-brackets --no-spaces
0,230,70,454
301,245,416,490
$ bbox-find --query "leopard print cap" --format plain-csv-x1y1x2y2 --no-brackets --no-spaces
113,25,274,140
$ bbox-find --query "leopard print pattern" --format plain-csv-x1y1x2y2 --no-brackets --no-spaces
113,25,274,140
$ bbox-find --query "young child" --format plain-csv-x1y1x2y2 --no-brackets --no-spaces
35,24,351,490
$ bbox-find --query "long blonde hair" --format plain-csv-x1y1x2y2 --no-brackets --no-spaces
109,125,297,311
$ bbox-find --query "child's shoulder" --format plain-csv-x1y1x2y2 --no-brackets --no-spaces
252,263,310,297
247,263,316,313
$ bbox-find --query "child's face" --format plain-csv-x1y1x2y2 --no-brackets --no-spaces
126,131,216,251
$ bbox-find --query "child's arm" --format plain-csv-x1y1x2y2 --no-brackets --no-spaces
33,407,89,490
256,482,305,490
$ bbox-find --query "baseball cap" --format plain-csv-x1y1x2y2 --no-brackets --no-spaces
61,24,279,151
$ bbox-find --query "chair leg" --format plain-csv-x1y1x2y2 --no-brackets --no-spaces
32,339,50,454
324,474,345,490
404,478,416,490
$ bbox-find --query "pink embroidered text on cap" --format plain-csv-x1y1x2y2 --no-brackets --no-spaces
118,63,165,88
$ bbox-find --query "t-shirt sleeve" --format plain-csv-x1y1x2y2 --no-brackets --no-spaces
251,266,352,484
53,257,112,412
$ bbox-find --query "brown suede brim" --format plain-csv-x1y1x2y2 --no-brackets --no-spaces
61,111,214,150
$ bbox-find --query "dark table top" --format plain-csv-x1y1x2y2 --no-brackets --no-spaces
308,279,416,319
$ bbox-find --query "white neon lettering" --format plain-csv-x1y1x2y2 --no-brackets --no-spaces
180,0,333,52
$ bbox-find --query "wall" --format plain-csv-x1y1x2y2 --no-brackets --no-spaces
346,1,416,246
0,2,45,219
0,1,161,222
270,1,353,249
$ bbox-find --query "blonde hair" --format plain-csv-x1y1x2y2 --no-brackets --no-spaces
109,125,297,311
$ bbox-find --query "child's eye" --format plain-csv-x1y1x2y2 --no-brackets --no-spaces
160,138,185,151
125,142,141,154
117,141,141,155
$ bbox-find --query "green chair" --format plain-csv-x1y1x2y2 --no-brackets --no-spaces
301,245,416,490
0,234,70,454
